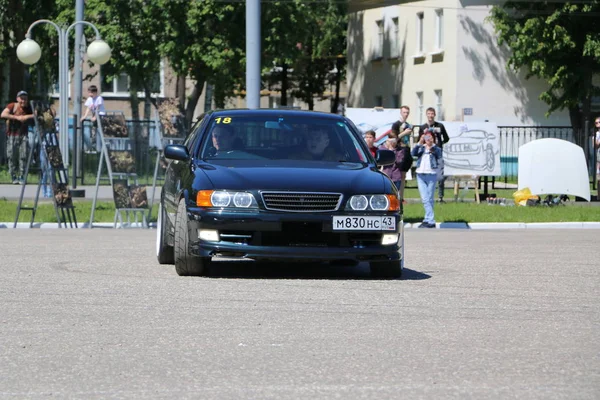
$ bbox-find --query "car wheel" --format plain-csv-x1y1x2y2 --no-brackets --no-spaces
486,146,495,171
370,260,402,279
174,198,210,276
156,202,174,265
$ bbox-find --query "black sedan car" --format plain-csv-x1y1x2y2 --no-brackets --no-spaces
156,109,404,278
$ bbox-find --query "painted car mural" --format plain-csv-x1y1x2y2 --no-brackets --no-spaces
444,130,499,171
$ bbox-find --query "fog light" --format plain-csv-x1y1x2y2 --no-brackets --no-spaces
381,234,398,245
198,229,219,241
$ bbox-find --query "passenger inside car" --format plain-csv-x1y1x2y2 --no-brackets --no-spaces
290,128,342,161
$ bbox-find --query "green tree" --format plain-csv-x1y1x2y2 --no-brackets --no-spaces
158,0,245,124
262,0,347,111
80,0,165,120
292,0,347,111
0,0,60,104
488,1,600,144
263,0,318,107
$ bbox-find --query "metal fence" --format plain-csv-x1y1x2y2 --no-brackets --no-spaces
1,121,597,186
497,126,597,183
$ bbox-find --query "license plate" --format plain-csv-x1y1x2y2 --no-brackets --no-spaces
332,216,396,231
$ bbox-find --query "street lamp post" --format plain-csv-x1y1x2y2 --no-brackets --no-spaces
16,19,111,168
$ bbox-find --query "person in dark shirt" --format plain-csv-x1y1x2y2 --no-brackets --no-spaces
419,107,449,203
1,91,34,184
390,105,414,202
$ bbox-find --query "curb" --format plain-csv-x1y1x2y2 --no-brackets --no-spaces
2,222,600,229
0,222,157,229
404,222,600,229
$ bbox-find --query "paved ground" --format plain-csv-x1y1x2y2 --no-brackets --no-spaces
0,229,598,399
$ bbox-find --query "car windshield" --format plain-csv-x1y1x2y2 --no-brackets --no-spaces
199,115,370,162
459,131,486,139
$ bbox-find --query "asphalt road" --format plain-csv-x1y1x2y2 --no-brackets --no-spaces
0,229,598,399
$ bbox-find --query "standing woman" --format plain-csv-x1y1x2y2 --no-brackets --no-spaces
411,133,442,228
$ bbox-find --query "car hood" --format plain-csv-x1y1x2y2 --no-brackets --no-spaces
195,160,388,193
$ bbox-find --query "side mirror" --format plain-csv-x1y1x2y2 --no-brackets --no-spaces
164,144,190,161
376,149,395,166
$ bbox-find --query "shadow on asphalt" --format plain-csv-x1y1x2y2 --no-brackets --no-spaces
205,260,431,281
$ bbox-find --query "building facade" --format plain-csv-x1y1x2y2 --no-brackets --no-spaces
347,0,572,126
75,60,343,120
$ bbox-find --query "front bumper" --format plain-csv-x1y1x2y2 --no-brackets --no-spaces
186,208,402,262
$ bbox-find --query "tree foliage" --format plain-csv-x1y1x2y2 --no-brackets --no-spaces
157,0,246,122
77,0,166,119
262,0,347,110
0,0,60,102
488,1,600,136
1,0,348,122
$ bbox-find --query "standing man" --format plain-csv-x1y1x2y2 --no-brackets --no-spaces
1,91,34,184
391,105,414,202
419,107,449,203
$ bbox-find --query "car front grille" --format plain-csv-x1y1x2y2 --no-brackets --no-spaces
261,192,342,212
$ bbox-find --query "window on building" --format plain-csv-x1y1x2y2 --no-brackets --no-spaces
375,95,383,107
269,96,297,109
101,62,164,96
435,9,444,50
416,12,424,55
434,90,443,119
392,94,400,109
390,17,399,58
374,19,384,59
416,92,424,125
101,71,129,94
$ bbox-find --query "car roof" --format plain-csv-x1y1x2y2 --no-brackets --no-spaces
207,108,345,121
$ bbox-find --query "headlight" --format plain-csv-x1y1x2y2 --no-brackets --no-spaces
233,192,254,208
197,190,258,208
369,195,389,211
349,195,368,210
347,195,399,211
211,191,231,207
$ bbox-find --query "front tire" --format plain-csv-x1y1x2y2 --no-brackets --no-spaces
370,260,402,279
174,198,210,276
156,202,174,265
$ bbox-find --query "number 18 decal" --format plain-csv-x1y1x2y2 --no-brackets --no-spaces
215,117,232,124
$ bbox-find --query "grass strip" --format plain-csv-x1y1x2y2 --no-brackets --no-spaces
0,199,598,224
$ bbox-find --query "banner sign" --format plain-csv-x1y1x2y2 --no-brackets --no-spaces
345,108,501,176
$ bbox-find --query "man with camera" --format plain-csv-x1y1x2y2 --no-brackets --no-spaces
419,107,449,203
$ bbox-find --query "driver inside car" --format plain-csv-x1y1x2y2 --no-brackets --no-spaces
212,125,236,152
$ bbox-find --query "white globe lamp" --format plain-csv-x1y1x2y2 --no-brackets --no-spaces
16,38,42,65
87,39,111,65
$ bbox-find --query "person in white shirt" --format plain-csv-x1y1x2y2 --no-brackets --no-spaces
80,85,105,151
81,85,105,122
411,133,443,228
